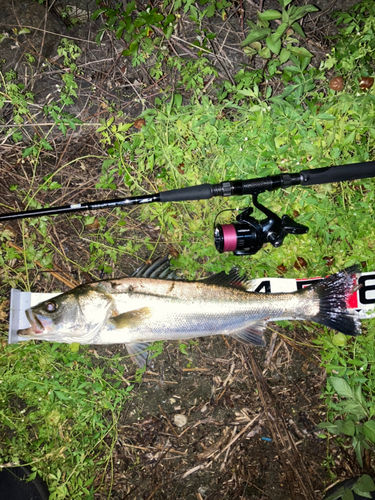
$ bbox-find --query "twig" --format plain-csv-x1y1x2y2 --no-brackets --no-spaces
121,442,187,455
145,484,162,500
245,0,260,8
182,367,209,372
182,464,205,478
263,331,278,371
6,24,98,44
158,405,180,439
212,414,260,461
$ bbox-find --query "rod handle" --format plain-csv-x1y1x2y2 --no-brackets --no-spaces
159,184,213,202
300,161,375,186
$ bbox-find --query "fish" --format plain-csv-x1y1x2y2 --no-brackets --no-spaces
17,265,361,367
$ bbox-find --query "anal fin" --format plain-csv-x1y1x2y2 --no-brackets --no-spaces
230,320,267,346
126,342,153,368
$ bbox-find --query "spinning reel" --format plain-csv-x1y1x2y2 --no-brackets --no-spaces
214,194,308,256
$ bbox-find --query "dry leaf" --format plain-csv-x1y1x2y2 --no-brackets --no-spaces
0,300,9,322
359,76,374,90
329,76,344,91
86,218,100,230
133,118,146,129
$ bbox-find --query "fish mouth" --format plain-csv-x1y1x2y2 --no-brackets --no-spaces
17,309,50,337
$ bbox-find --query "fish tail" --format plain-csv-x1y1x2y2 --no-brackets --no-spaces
308,265,361,336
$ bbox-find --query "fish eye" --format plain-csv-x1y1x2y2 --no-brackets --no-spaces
45,301,57,313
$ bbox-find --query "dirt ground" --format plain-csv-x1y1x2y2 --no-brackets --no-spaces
0,0,369,499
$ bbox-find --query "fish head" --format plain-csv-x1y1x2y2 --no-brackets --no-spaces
17,283,114,343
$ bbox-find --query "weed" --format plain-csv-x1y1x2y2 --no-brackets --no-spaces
324,474,375,500
242,0,318,62
0,340,134,499
93,1,175,64
315,320,375,467
323,0,375,78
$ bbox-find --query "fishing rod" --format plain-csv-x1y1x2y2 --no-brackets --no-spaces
1,161,375,256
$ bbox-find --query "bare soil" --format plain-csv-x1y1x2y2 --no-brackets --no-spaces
0,1,369,499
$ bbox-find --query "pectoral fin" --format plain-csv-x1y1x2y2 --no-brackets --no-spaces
126,342,153,368
109,307,152,329
230,320,267,346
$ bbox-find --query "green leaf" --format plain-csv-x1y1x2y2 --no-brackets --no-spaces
343,130,355,146
342,489,355,500
85,216,96,226
165,24,174,39
291,22,306,38
266,36,281,55
242,28,271,47
258,46,271,59
340,402,367,418
288,5,319,23
279,48,290,64
95,29,105,45
205,3,215,17
257,9,282,22
164,13,175,25
287,45,313,58
126,0,136,14
353,490,372,499
92,8,107,20
179,343,188,355
272,22,288,42
12,131,23,142
70,343,80,353
336,419,355,436
363,421,375,443
281,8,289,24
324,486,350,500
116,26,125,40
122,40,139,57
329,377,354,399
354,385,367,408
173,94,182,107
355,475,375,493
353,436,364,467
317,421,339,434
55,391,69,401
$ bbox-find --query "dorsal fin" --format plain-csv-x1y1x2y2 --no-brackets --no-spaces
200,268,251,290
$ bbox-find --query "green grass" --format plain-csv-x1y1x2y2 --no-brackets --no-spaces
0,341,134,499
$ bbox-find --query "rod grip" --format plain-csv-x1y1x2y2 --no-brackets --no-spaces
159,184,213,202
300,161,375,186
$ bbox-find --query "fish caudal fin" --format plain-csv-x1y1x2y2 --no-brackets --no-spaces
309,265,361,336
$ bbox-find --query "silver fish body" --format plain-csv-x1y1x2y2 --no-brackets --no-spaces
18,266,361,367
